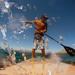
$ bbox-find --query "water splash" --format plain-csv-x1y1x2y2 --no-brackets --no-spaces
0,25,7,40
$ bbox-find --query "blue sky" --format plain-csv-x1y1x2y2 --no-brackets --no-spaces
0,0,75,52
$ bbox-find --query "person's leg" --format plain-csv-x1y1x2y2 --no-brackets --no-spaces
40,38,46,57
32,39,38,58
41,48,45,57
32,48,35,58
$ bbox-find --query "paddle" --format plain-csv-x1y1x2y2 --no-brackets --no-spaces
45,33,75,56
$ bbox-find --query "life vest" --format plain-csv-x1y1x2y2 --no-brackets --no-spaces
34,19,47,34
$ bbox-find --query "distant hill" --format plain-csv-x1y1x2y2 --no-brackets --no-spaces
56,49,67,54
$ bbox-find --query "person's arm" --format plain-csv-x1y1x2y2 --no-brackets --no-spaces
21,20,34,26
25,20,36,26
40,29,47,33
45,23,47,32
25,21,33,25
41,23,47,33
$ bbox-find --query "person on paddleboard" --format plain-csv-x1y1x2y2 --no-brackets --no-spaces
25,15,48,58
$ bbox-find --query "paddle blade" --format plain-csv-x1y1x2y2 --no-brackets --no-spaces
62,45,75,56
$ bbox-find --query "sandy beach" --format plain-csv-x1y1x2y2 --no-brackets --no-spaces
0,54,75,75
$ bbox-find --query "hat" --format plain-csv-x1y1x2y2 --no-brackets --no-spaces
41,15,48,20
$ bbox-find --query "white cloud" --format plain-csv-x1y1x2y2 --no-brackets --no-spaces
13,30,17,34
59,35,64,43
0,1,9,13
51,17,56,22
72,44,75,46
23,34,26,39
1,8,8,13
27,3,30,7
4,1,10,9
59,35,63,40
33,5,37,10
0,0,4,2
13,35,19,40
1,40,9,49
0,25,7,40
18,30,24,34
17,5,23,10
